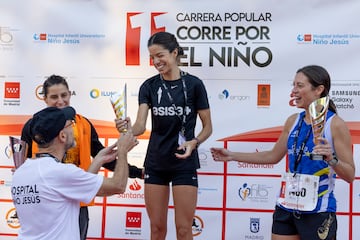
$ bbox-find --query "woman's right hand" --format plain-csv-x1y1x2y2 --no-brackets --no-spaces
210,147,233,162
115,117,132,134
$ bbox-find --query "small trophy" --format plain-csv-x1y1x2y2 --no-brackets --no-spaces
9,136,28,169
308,96,329,160
110,84,127,132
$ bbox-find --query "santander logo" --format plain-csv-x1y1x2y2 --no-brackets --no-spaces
129,180,142,191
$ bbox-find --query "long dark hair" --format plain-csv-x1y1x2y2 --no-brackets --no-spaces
147,32,184,60
296,65,337,113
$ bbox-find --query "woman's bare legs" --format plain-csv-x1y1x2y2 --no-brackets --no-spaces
173,185,197,240
145,184,170,240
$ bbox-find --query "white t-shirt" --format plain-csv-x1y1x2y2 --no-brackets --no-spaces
11,157,103,240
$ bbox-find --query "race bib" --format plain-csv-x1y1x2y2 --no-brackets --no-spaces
277,173,319,211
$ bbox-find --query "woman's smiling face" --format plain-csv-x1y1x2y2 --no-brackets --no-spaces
291,72,322,109
148,44,178,75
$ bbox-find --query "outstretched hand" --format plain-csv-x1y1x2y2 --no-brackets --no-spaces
118,131,139,153
210,147,233,162
95,141,118,165
95,132,139,165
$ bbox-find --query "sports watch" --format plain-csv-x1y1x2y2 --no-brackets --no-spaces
327,154,339,167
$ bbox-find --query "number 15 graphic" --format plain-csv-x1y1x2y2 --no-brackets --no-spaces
126,12,166,66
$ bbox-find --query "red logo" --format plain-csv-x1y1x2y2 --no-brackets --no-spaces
126,212,142,228
40,33,47,40
304,34,312,42
126,12,166,65
129,180,142,191
257,84,270,107
4,82,20,99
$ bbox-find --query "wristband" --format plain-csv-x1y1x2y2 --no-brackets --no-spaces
193,137,200,148
327,154,339,167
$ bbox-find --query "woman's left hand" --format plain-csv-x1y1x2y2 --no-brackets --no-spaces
312,137,333,161
175,139,197,159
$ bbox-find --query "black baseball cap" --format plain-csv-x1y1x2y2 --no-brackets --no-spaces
30,106,76,145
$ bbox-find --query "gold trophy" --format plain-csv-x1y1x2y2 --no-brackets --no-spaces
9,136,28,168
308,96,329,160
110,84,127,132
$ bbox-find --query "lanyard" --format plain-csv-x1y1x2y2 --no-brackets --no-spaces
160,71,188,134
35,153,61,163
292,115,312,175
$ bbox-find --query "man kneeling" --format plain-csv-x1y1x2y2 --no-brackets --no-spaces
11,106,138,240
